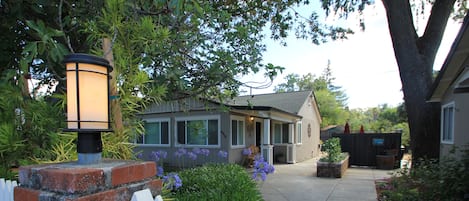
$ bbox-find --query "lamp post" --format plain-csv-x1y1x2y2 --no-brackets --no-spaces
63,53,113,165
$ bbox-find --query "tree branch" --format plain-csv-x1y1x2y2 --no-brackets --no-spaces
381,0,420,70
58,0,74,53
418,0,456,66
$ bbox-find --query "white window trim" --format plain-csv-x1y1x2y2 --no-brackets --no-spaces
441,102,455,144
137,118,171,147
230,115,246,148
296,121,302,145
174,115,221,148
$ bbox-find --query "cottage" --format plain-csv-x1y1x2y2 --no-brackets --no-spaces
134,90,322,167
428,13,469,159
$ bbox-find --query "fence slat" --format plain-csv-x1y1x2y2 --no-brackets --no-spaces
1,178,18,201
1,178,6,201
7,180,12,201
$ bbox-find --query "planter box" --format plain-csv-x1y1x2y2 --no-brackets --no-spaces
317,153,349,178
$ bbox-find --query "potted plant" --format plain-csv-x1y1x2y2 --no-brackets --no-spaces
317,137,349,178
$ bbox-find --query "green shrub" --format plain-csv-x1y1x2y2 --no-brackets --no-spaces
173,163,263,201
379,145,469,201
0,72,66,179
320,137,343,163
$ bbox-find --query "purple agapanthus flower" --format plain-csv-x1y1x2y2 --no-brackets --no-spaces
157,150,168,159
151,151,160,162
187,151,197,160
178,148,187,155
157,166,164,177
163,173,183,191
200,148,210,156
252,154,275,181
151,150,168,162
254,154,264,161
192,147,201,155
242,148,252,156
136,152,143,159
217,150,228,158
175,148,187,158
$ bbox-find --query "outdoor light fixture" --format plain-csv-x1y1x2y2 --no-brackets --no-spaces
64,53,113,165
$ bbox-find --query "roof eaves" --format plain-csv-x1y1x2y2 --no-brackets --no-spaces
428,13,469,102
230,105,302,118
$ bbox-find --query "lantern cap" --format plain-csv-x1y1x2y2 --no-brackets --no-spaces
63,53,113,72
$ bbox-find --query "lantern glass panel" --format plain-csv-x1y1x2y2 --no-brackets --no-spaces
66,62,109,130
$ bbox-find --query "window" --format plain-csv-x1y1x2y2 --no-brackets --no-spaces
176,116,219,146
138,119,169,145
231,116,245,147
296,121,302,144
274,123,289,144
441,103,454,144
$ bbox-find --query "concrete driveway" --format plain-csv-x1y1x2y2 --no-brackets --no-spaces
260,158,394,201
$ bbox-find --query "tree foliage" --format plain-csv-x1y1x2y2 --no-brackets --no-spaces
0,71,65,179
312,0,467,160
274,64,348,127
1,0,466,176
0,0,358,177
347,103,410,146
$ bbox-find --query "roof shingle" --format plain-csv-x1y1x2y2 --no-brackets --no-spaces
230,91,312,115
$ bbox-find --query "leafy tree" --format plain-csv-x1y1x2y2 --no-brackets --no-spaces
2,0,463,166
274,74,301,92
0,71,65,178
315,89,348,127
314,0,467,160
322,60,348,107
0,0,356,170
346,104,410,146
274,66,348,127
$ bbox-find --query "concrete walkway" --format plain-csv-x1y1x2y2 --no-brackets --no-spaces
260,158,394,201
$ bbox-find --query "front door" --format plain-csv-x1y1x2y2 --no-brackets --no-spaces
255,122,262,147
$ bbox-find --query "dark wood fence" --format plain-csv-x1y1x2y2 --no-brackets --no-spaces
331,133,402,166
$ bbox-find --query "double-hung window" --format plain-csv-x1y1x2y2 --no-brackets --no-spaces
296,121,302,144
441,103,454,144
176,116,220,147
231,116,245,147
273,123,289,144
138,119,170,145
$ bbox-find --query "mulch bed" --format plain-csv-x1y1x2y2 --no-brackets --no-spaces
375,178,393,201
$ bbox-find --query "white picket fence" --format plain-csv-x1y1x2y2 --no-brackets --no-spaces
0,178,18,201
0,178,158,201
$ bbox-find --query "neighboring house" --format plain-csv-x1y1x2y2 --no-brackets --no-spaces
428,13,469,159
135,90,322,166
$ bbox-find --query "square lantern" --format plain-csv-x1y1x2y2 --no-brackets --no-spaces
63,53,113,164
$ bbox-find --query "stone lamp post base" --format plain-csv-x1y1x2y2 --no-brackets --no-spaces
14,160,162,201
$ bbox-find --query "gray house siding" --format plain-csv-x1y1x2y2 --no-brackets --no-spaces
136,108,233,167
295,94,321,162
136,106,255,167
136,91,322,167
428,13,469,160
439,72,469,159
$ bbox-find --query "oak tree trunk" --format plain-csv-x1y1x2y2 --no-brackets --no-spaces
381,0,456,161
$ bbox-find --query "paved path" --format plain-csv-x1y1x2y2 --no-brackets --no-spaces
260,158,394,201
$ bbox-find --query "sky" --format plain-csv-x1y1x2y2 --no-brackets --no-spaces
239,2,463,109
